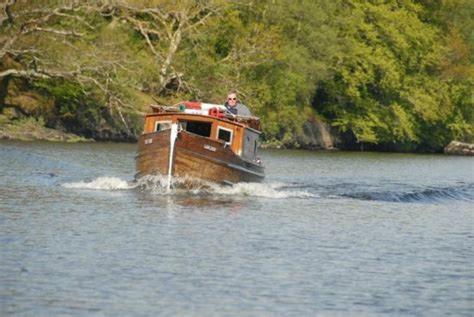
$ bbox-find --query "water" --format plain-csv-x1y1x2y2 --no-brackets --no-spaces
0,140,473,316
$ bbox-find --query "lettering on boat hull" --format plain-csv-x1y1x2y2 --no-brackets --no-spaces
204,144,217,152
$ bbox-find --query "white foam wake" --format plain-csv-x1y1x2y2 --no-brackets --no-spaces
135,175,317,199
208,182,315,199
62,175,316,199
62,177,132,190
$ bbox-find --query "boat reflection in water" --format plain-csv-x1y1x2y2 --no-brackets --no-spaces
136,101,264,187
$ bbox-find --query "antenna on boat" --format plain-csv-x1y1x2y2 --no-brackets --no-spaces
167,123,179,192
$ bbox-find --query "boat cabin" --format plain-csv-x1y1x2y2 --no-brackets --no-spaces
143,102,261,163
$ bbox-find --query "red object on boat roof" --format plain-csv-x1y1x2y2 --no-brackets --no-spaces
182,101,202,109
209,107,225,118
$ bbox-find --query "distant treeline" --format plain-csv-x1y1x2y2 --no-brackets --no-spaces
0,0,472,150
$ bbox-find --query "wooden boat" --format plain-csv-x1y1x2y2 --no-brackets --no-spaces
136,101,264,185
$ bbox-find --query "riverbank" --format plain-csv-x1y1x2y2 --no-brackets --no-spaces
444,141,474,156
2,115,472,155
0,116,90,142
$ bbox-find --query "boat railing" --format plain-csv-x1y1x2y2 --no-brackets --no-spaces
149,104,261,131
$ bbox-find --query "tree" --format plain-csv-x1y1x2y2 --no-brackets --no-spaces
0,0,140,136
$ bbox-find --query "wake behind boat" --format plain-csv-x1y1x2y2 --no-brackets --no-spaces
135,101,265,185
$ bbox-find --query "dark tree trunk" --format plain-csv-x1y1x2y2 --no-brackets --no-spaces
0,76,10,111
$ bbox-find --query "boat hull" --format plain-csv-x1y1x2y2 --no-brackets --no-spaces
136,130,264,184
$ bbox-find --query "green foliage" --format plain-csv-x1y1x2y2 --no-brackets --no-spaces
311,0,473,149
32,79,103,135
1,0,472,149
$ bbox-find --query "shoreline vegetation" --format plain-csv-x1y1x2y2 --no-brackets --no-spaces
0,1,472,153
0,116,90,142
1,119,472,156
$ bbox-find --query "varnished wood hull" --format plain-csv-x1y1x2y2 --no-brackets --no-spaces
136,130,264,184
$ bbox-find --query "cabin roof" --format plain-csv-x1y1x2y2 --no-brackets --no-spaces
145,112,261,134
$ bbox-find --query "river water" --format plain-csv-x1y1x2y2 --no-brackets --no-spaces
0,140,473,316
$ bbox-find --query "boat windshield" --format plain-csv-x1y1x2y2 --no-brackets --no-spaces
179,120,212,137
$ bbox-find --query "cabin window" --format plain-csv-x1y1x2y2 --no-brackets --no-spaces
155,120,172,132
179,120,212,137
217,126,233,145
242,129,260,161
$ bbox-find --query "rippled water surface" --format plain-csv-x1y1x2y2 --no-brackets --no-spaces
1,140,473,316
